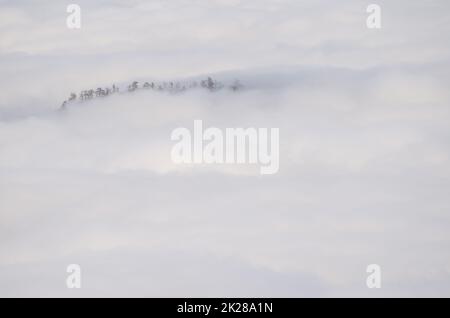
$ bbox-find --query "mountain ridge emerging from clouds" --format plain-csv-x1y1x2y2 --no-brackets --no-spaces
60,76,244,111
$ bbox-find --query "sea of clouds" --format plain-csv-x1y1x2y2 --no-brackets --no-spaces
1,0,450,297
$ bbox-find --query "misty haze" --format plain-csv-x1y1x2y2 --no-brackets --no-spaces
1,0,450,297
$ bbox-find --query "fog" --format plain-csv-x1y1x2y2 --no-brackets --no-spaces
1,0,450,297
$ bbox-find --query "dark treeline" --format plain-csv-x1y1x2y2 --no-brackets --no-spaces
60,77,243,110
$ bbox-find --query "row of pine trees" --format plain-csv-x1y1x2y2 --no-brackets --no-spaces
61,77,243,109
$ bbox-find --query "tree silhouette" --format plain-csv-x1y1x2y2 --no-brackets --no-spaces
60,77,243,109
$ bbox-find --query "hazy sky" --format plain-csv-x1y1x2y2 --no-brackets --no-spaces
1,0,450,297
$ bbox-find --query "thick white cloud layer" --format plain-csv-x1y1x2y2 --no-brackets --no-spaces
1,0,450,297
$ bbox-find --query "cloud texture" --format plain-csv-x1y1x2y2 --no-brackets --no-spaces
1,0,450,297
